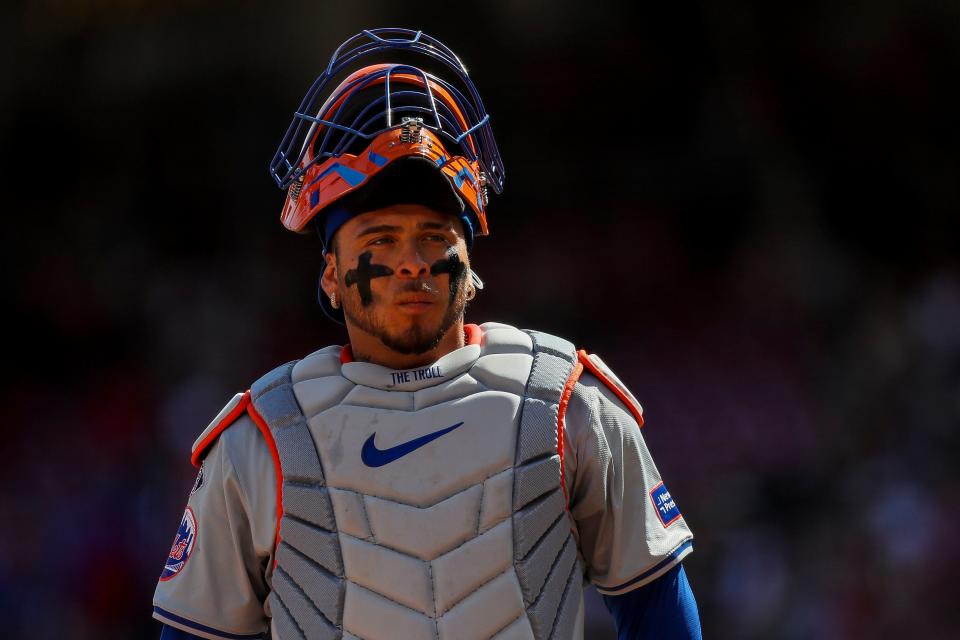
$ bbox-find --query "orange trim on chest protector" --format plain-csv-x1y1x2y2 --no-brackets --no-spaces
245,401,284,568
191,390,252,469
577,350,645,428
557,359,585,509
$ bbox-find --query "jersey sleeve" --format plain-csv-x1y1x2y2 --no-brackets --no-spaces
152,412,278,640
601,564,702,639
563,364,694,596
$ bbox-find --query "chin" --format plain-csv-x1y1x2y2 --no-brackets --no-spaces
346,299,463,357
382,313,450,354
381,328,443,355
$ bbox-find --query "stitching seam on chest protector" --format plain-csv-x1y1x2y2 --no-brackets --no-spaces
357,493,375,544
273,565,339,638
269,591,307,640
437,566,515,617
282,483,336,531
513,454,563,512
346,580,438,618
280,516,344,577
337,528,474,619
522,510,566,561
527,536,577,638
337,517,513,565
474,478,486,535
516,512,569,606
428,557,439,620
276,544,343,625
490,611,526,639
331,465,512,508
547,545,582,640
278,541,340,582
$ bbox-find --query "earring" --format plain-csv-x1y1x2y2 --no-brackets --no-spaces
330,292,339,309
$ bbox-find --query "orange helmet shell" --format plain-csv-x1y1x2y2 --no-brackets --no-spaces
276,62,494,237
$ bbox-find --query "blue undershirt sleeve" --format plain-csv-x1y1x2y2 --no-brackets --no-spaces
600,563,702,640
160,624,207,640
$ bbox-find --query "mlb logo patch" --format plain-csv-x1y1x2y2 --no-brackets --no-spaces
650,482,682,527
160,507,197,581
190,462,205,495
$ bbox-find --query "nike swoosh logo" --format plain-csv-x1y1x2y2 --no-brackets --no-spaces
361,422,465,468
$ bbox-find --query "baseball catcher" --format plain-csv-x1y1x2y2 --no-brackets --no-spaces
153,28,702,640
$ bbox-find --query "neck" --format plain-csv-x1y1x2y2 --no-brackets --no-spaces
346,319,467,369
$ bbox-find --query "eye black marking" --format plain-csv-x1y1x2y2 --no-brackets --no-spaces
345,251,394,306
430,249,467,303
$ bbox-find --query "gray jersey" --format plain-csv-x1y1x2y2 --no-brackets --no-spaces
153,323,693,639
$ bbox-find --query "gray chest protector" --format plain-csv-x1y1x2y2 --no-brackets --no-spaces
249,323,584,640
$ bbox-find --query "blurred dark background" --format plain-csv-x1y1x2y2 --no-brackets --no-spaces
2,1,959,638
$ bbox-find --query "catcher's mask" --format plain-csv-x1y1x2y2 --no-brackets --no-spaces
269,28,505,252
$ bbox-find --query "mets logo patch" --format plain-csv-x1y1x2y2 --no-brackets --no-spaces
160,507,197,581
650,482,682,527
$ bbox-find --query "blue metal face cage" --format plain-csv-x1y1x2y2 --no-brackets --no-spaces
268,28,505,197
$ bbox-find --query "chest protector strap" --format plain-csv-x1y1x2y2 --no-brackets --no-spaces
250,329,584,640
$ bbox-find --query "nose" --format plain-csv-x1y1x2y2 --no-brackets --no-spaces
395,240,430,278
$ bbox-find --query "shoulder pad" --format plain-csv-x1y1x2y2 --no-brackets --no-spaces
478,322,534,354
576,351,645,427
526,329,577,361
190,391,252,468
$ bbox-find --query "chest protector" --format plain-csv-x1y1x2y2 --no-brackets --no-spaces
249,323,584,640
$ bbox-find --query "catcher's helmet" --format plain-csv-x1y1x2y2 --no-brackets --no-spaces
269,28,504,249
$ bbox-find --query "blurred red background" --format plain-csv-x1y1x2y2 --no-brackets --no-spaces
2,1,958,638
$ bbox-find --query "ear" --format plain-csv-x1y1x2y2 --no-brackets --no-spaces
319,252,339,299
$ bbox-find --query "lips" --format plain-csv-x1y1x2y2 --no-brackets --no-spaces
394,292,437,314
395,293,435,304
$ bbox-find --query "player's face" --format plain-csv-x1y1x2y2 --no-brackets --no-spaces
323,204,472,359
